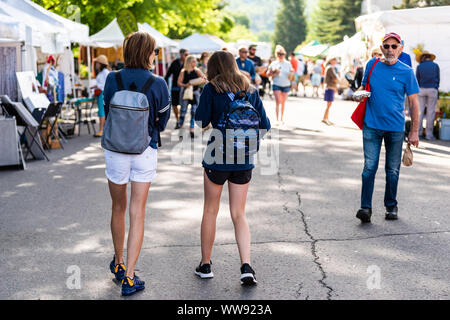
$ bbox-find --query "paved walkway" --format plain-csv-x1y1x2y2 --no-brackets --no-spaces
1,95,449,299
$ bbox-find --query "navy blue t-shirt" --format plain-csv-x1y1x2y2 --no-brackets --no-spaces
362,58,419,132
398,52,412,67
103,68,171,149
195,83,271,171
416,60,440,89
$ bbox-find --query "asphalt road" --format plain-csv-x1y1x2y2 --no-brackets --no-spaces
1,94,449,300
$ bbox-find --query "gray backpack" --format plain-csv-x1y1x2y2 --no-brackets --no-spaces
101,72,156,154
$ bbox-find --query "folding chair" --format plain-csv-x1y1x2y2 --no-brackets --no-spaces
37,102,64,150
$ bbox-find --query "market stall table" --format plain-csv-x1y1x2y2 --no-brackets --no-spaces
69,97,97,136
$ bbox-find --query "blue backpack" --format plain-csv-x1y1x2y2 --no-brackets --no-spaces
216,91,261,162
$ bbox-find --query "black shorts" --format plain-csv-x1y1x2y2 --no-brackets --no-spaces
204,168,252,185
171,89,180,107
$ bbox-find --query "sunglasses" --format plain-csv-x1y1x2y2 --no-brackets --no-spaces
277,52,286,56
383,44,399,50
154,48,160,55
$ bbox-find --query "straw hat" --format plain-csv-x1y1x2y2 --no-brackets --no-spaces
94,55,109,66
371,47,382,57
416,50,436,63
325,55,338,65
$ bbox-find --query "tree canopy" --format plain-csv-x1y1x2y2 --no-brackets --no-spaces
32,0,234,39
308,0,362,45
272,0,307,54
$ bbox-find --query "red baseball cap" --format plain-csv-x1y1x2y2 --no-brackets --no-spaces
383,32,402,43
47,55,55,63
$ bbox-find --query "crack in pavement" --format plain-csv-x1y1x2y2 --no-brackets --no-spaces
295,192,334,300
278,159,334,300
131,228,450,252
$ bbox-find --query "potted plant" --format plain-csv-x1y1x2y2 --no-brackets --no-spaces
438,92,450,140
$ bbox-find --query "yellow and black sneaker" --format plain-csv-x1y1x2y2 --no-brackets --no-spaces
121,274,145,296
109,256,126,281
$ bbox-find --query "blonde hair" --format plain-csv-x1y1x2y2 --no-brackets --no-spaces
207,50,251,94
275,45,286,55
183,55,197,72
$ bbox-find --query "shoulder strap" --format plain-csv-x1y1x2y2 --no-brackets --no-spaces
115,71,124,91
141,73,156,94
140,73,160,148
366,59,380,91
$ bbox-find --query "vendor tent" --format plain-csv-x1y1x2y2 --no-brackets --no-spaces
88,19,179,77
0,13,23,41
0,0,67,52
355,6,450,91
178,33,226,54
296,41,329,58
0,0,90,97
327,32,367,72
89,18,178,49
139,23,179,49
1,0,89,44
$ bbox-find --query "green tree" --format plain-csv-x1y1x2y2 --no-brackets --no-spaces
32,0,233,39
308,0,362,45
272,0,307,54
230,12,251,29
394,0,450,9
256,30,273,42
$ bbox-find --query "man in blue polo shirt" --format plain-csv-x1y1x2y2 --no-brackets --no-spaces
354,32,420,223
236,46,256,82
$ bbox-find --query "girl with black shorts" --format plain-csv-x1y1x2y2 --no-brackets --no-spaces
194,50,271,285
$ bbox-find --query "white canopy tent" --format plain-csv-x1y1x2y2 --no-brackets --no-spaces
355,6,450,91
0,0,90,97
327,32,368,72
88,18,179,76
297,41,329,58
0,0,67,53
1,0,89,44
89,18,178,49
178,33,226,54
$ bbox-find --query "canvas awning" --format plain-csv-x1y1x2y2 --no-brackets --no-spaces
297,41,329,58
178,33,226,54
89,18,178,49
355,6,450,91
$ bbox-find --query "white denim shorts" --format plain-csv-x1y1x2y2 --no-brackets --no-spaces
104,146,157,185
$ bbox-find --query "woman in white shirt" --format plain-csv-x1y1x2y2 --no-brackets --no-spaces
92,55,110,137
267,45,294,125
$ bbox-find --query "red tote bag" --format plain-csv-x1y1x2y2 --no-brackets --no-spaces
351,59,380,130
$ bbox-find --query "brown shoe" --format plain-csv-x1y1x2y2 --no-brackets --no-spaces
94,131,103,138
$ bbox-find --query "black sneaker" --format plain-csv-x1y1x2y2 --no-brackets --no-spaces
356,208,372,223
385,206,398,220
121,274,145,296
195,261,214,279
240,263,257,286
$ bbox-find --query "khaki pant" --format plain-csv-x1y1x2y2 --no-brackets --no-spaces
418,87,438,139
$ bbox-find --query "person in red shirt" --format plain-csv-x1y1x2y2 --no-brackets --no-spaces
289,53,299,96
